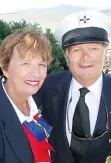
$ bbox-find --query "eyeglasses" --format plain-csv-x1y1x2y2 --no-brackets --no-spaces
67,93,109,141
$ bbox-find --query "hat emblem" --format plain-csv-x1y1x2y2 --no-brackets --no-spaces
79,15,90,24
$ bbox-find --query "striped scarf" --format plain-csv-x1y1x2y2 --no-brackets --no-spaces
22,112,55,162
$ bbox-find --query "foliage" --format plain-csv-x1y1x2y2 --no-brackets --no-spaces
45,28,67,73
0,19,12,42
0,19,67,76
106,156,111,163
10,19,42,32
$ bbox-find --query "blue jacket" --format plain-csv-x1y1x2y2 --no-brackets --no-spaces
36,71,111,163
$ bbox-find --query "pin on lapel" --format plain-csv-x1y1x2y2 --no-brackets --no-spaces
109,138,111,143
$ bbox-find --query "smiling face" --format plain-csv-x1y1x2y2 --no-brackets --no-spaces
3,48,47,97
64,42,107,86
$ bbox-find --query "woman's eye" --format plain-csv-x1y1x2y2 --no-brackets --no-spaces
39,63,47,67
22,62,29,65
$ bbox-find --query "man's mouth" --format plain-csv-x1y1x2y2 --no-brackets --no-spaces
80,65,93,68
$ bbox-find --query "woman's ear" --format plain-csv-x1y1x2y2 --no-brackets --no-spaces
2,69,9,79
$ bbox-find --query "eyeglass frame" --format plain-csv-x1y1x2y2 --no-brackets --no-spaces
66,92,109,141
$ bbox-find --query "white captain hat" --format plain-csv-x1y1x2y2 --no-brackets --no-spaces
54,10,111,48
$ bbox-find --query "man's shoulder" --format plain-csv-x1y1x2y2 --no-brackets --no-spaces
46,70,69,81
41,70,71,91
104,73,111,83
102,73,111,94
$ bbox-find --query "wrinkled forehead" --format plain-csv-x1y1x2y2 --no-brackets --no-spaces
64,42,107,54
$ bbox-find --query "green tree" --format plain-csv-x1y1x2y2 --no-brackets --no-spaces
10,19,42,32
0,20,67,76
0,19,12,41
45,28,67,73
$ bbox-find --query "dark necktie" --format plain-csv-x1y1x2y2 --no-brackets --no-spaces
72,87,90,138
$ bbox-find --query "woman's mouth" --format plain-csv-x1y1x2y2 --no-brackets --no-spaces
25,80,39,86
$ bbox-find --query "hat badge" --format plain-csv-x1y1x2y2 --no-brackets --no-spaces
79,15,90,24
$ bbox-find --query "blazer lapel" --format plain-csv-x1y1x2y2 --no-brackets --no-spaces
52,71,75,162
102,74,111,133
93,74,111,136
0,82,34,163
52,71,72,121
93,94,106,136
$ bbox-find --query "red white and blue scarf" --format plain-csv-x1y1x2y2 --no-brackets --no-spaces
22,111,55,162
2,81,55,162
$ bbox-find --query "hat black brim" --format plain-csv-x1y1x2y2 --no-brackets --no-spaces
62,27,109,48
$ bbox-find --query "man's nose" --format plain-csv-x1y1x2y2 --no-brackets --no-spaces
81,50,90,61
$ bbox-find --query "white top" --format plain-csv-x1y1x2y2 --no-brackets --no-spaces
2,81,50,163
66,74,103,145
2,82,38,124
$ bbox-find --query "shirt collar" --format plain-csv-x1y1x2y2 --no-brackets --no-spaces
2,81,38,124
72,73,103,99
88,74,103,99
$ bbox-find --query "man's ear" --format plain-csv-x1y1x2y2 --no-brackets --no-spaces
106,48,107,54
64,49,69,66
64,48,69,59
105,48,108,59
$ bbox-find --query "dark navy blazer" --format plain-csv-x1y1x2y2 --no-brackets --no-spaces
0,80,55,163
36,71,111,163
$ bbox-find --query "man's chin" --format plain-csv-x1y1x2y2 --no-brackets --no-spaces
78,73,96,81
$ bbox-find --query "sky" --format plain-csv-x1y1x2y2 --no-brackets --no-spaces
0,0,111,13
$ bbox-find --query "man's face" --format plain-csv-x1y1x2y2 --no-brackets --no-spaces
64,42,107,86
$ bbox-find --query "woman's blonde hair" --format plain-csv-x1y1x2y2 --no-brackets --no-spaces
0,28,51,70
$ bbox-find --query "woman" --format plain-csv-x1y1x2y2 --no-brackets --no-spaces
0,28,54,163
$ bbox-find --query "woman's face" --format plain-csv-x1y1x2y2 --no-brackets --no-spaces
3,48,48,97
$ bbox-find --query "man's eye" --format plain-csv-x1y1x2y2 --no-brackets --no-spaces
90,47,99,50
73,48,81,52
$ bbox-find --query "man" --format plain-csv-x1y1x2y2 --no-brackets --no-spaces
36,10,111,163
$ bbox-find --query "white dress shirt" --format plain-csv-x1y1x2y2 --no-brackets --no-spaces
66,74,103,145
